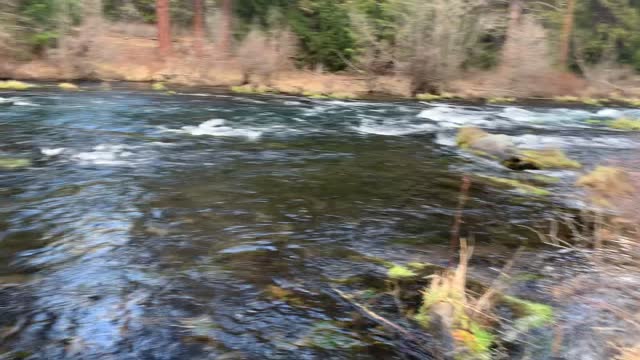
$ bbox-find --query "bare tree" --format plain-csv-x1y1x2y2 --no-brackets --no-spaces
394,0,492,94
156,0,171,57
220,0,232,56
559,0,576,69
193,0,205,55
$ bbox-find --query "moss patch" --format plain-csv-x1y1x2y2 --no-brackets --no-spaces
152,82,167,91
553,96,580,103
487,97,516,104
478,176,550,196
387,264,417,279
0,158,31,169
503,295,554,330
58,82,79,90
457,127,490,148
0,80,34,90
519,149,581,169
609,118,640,130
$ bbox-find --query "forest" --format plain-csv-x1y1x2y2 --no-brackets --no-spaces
2,0,640,97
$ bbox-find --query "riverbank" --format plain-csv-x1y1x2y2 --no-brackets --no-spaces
2,28,640,104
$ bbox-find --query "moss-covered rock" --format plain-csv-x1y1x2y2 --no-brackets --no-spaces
0,158,31,169
518,149,581,169
457,127,490,148
0,80,34,90
609,118,640,130
58,82,79,90
151,82,167,91
478,175,551,196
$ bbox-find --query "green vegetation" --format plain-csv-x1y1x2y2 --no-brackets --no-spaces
609,118,640,130
487,97,516,104
502,295,554,331
0,80,34,90
387,264,417,279
58,82,79,90
151,82,167,91
230,85,275,94
478,176,551,196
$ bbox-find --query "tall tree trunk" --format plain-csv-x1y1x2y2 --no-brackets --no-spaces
193,0,204,55
156,0,171,57
501,0,523,70
220,0,232,56
559,0,576,69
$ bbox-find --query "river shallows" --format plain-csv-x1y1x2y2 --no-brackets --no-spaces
1,85,638,359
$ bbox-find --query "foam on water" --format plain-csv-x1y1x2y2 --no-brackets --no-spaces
0,97,39,106
41,148,66,156
353,119,437,136
72,144,136,165
167,119,263,140
417,105,492,128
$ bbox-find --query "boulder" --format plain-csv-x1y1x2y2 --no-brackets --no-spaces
456,127,581,170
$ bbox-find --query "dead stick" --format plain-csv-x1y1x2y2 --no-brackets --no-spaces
450,176,471,267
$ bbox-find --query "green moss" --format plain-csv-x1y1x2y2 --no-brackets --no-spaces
503,295,554,330
468,322,494,355
519,149,581,169
0,158,31,169
166,90,177,95
585,119,603,125
309,94,329,99
456,127,489,148
387,264,417,279
581,97,602,106
0,80,34,90
417,93,443,101
487,97,516,104
553,95,580,102
58,82,79,90
478,176,551,196
328,92,357,100
609,118,640,130
151,82,167,91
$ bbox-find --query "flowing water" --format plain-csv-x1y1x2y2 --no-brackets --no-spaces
1,84,639,359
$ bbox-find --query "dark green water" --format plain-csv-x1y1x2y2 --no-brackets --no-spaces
1,85,638,359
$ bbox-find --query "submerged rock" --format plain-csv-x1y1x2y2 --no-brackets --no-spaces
477,175,551,196
518,149,581,169
0,158,31,169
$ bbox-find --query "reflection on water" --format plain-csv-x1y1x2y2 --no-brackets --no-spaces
1,85,639,358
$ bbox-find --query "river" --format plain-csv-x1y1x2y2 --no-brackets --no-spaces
1,84,639,359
